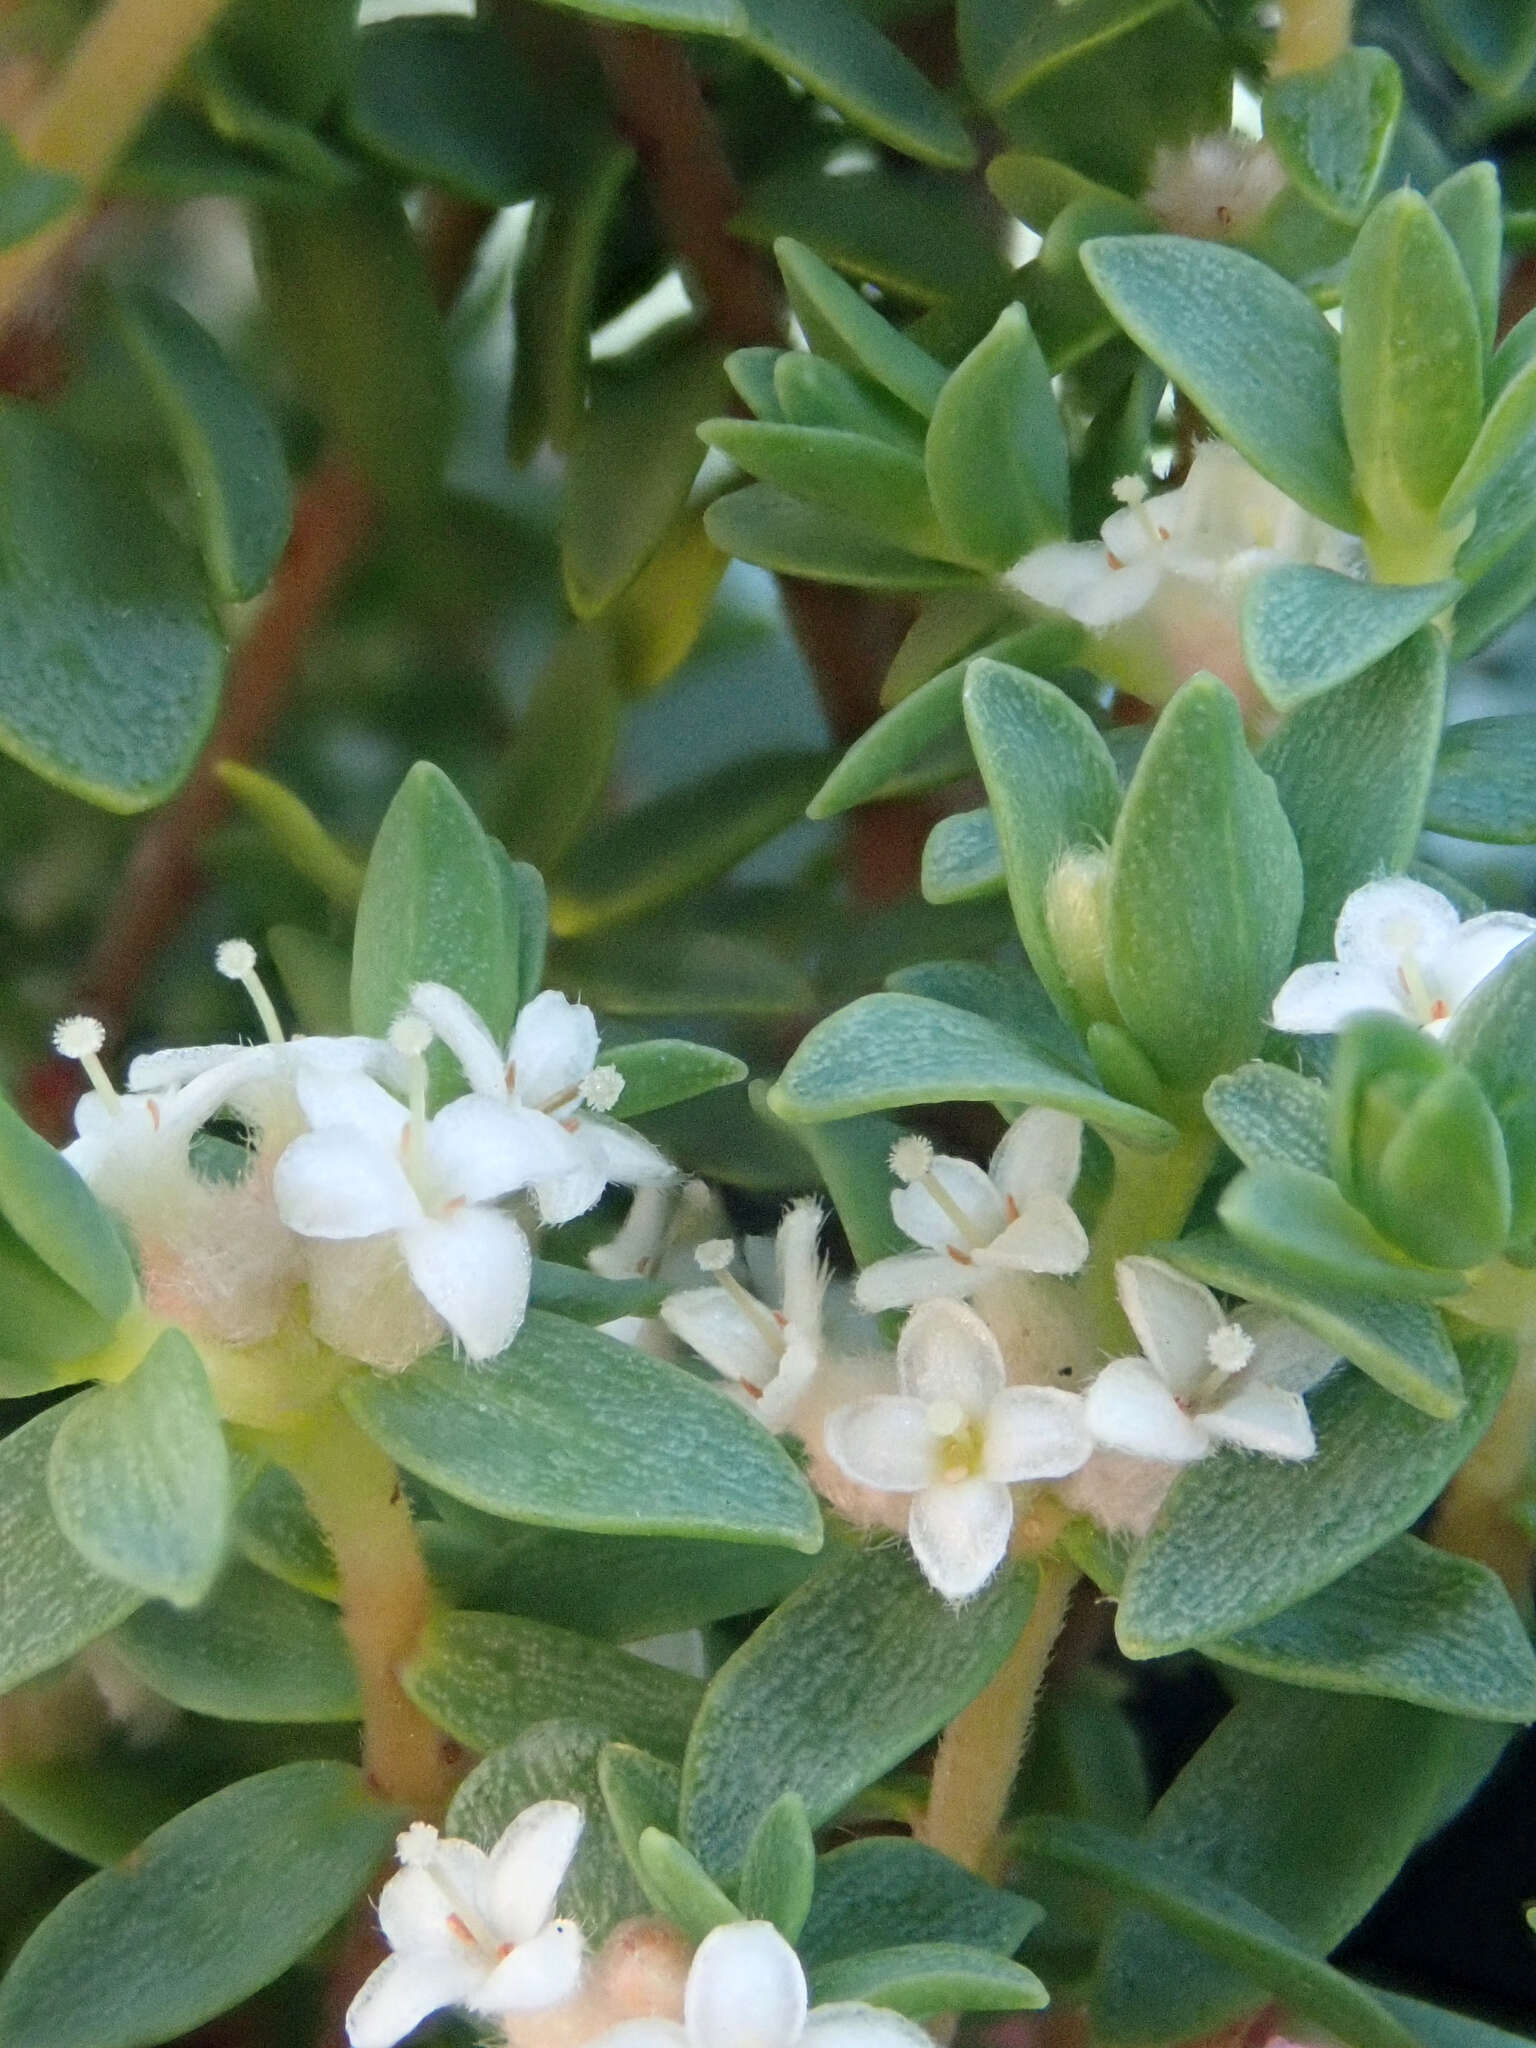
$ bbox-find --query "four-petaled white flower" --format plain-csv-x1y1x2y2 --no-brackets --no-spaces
823,1298,1093,1601
410,982,674,1224
591,1918,932,2048
273,1018,580,1362
346,1806,586,2048
661,1200,828,1431
855,1111,1089,1315
1084,1257,1338,1465
1270,876,1536,1041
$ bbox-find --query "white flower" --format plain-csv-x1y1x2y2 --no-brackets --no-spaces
661,1200,829,1431
346,1806,585,2048
823,1299,1093,1601
410,982,674,1224
1270,876,1536,1040
1084,1256,1338,1465
591,1919,931,2048
55,1015,236,1187
272,1019,581,1363
592,1180,726,1350
854,1111,1089,1315
1142,133,1286,241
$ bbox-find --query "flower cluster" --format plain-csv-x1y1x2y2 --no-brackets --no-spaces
55,952,672,1372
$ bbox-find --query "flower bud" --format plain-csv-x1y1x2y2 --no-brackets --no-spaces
1044,846,1118,1027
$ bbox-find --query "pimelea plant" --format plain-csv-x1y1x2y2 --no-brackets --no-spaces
1,1,1536,2046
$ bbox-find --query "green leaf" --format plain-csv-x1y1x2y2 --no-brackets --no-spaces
535,0,742,26
1451,512,1536,657
922,808,1004,903
705,482,969,589
1080,237,1357,531
772,350,926,448
1261,48,1401,225
0,1398,143,1697
112,1559,358,1721
47,1331,230,1608
345,1310,823,1552
1426,715,1536,842
0,1213,117,1394
726,346,785,420
0,1749,190,1868
1443,318,1536,524
959,0,1180,108
636,1827,744,1939
347,17,548,206
1443,931,1536,1241
448,1721,647,1944
679,1545,1038,1878
1417,0,1536,93
1377,1994,1536,2048
1114,1330,1511,1655
963,657,1122,1031
527,1258,665,1327
0,1089,134,1322
0,402,223,811
0,1763,399,2048
1204,1061,1330,1174
404,1609,701,1759
501,848,549,1008
798,1836,1041,1965
551,753,832,937
1260,630,1446,964
739,1794,816,1940
558,925,813,1020
925,306,1068,568
1341,190,1483,537
232,1460,336,1599
602,1040,747,1118
1218,1159,1467,1302
885,959,1093,1075
1105,678,1303,1090
494,622,623,873
266,924,352,1036
216,762,363,909
1162,1226,1463,1419
599,1740,680,1870
700,419,950,560
811,1944,1048,2019
768,992,1175,1148
1207,1536,1536,1721
1432,163,1502,358
0,129,78,247
564,336,727,617
1021,1815,1419,2048
113,289,291,603
1240,567,1456,713
774,240,948,418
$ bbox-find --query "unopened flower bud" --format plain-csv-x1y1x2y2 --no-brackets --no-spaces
1044,846,1118,1026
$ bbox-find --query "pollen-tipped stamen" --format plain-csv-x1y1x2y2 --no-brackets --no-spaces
53,1015,121,1110
695,1238,786,1351
890,1135,989,1251
389,1015,434,1155
215,938,286,1046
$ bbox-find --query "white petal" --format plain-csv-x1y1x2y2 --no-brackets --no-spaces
896,1298,1007,1412
908,1479,1014,1602
990,1108,1083,1204
296,1067,411,1146
1084,1357,1210,1464
1115,1257,1222,1399
596,2025,689,2048
1270,961,1405,1035
1334,876,1460,973
755,1337,819,1432
890,1157,1005,1251
776,1199,828,1336
402,1206,531,1361
1073,556,1162,627
510,990,600,1109
854,1250,979,1312
127,1042,258,1092
473,1919,585,2016
535,1156,610,1228
1239,1307,1340,1393
803,2005,934,2048
588,1185,674,1280
376,1865,457,1956
1430,913,1536,1012
346,1951,486,2048
427,1098,582,1205
972,1194,1090,1277
1007,538,1112,612
273,1129,422,1239
1202,1379,1316,1459
410,982,509,1097
571,1113,676,1189
685,1922,808,2048
982,1386,1094,1482
660,1287,781,1386
487,1800,584,1943
822,1397,938,1493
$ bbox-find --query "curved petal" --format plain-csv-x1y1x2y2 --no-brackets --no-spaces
756,1337,819,1433
983,1386,1093,1482
588,1185,674,1280
1239,1308,1340,1393
535,1156,610,1229
660,1286,781,1387
1085,1357,1209,1464
596,2025,690,2048
896,1298,1006,1412
908,1479,1014,1603
510,990,600,1110
472,1919,585,2016
127,1042,258,1093
1115,1257,1222,1399
410,982,509,1097
1431,913,1536,1012
427,1098,583,1205
572,1114,676,1189
1006,539,1112,613
989,1108,1083,1204
685,1921,808,2048
376,1865,459,1957
1073,556,1162,627
487,1800,584,1943
402,1206,531,1362
822,1397,937,1493
972,1194,1089,1278
1202,1380,1315,1459
776,1199,828,1336
296,1067,410,1146
1270,960,1404,1035
1334,876,1461,972
803,2005,934,2048
273,1129,420,1239
891,1156,1006,1253
346,1950,486,2048
854,1250,978,1312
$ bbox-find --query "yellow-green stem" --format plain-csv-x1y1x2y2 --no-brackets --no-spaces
1269,0,1353,75
276,1402,457,1818
1432,1327,1536,1609
1079,1127,1219,1353
917,1557,1079,1877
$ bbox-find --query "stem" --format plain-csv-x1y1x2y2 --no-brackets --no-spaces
1268,0,1353,76
1431,1326,1536,1608
918,1557,1078,1876
276,1403,458,1818
1078,1127,1219,1351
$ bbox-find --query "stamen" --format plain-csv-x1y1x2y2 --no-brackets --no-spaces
580,1064,625,1113
926,1398,966,1439
890,1134,988,1248
1395,950,1437,1025
1206,1322,1255,1376
53,1015,120,1109
695,1240,785,1353
1111,473,1163,546
215,938,286,1045
890,1135,934,1183
389,1015,433,1152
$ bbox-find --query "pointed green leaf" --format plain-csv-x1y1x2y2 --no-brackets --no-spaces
1431,163,1501,357
1219,1159,1467,1303
602,1040,747,1118
705,482,969,588
739,1794,817,1940
1262,48,1401,225
700,419,950,560
0,1089,134,1322
775,240,948,417
216,762,363,909
637,1828,743,1939
922,807,1004,903
958,0,1180,108
772,351,927,448
1204,1060,1331,1174
799,1837,1041,1965
1426,714,1536,843
1241,566,1457,713
925,305,1068,568
1443,930,1536,1241
810,1944,1047,2019
1417,0,1536,93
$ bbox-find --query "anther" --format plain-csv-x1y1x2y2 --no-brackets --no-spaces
53,1015,120,1108
215,938,286,1045
695,1239,785,1352
580,1064,625,1113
